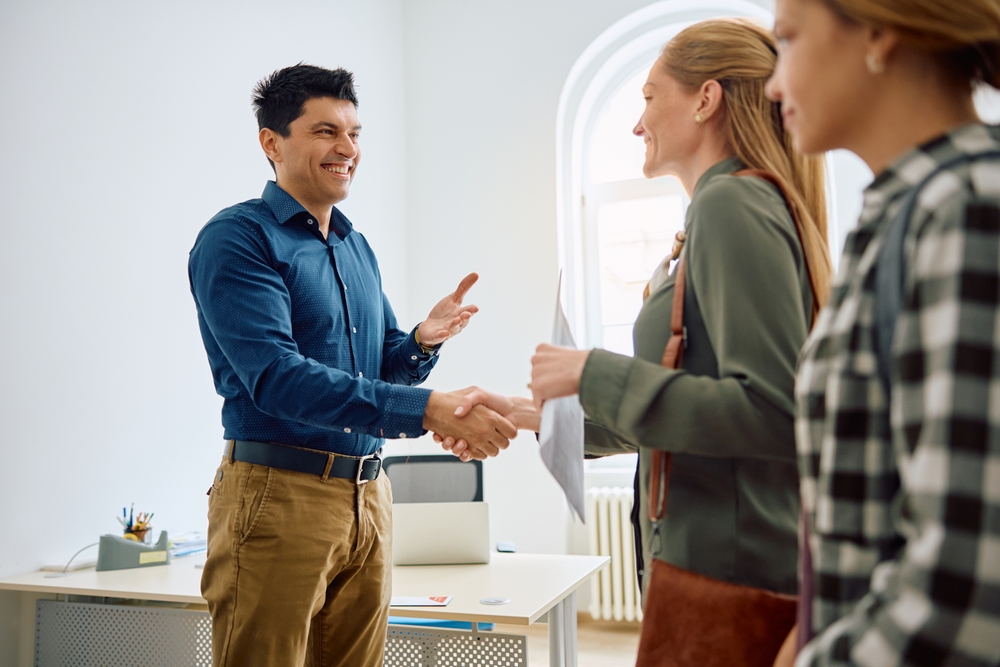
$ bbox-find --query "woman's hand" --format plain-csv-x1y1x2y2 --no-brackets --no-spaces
530,344,591,409
772,625,797,667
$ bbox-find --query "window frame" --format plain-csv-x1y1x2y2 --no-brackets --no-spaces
581,137,689,352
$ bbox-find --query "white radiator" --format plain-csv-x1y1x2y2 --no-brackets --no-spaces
585,486,643,622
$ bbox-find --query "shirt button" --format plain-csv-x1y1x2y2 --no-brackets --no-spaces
307,219,314,225
411,355,418,361
358,371,364,377
399,433,407,438
353,327,357,333
344,427,352,433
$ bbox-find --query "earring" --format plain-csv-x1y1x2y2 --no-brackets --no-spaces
865,53,885,74
694,113,704,123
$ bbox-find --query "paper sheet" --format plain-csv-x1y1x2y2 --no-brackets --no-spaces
537,274,586,523
390,596,453,607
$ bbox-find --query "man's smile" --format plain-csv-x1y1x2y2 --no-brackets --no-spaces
322,162,352,178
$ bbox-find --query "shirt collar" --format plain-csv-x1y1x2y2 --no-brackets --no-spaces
262,180,308,224
864,122,996,209
261,180,355,241
692,155,745,199
328,207,355,241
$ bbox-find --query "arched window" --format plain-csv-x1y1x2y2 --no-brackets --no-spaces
556,0,776,353
584,65,687,355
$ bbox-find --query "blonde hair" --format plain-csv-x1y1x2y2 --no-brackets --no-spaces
660,18,832,309
821,0,1000,88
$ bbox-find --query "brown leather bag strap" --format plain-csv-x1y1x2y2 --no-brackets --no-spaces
647,170,821,523
648,255,686,522
661,256,686,370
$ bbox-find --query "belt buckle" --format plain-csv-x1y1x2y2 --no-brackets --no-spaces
356,452,381,485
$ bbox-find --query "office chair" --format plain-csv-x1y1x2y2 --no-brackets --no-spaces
383,455,490,631
382,455,483,503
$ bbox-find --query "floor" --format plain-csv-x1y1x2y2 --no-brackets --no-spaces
492,616,641,667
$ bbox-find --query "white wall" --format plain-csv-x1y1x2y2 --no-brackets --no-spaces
0,0,409,657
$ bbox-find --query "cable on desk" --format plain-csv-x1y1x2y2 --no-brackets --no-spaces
43,542,99,578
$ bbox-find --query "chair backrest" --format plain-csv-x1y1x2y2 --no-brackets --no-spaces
382,455,483,503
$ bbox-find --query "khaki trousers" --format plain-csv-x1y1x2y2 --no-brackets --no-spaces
201,455,393,667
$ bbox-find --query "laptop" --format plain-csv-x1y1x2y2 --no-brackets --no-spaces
391,502,491,566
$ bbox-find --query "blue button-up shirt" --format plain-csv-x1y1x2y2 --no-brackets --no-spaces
188,181,436,456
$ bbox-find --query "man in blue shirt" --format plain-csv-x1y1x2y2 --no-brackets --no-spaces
189,64,516,667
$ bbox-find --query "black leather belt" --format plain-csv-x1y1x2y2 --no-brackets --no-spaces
225,440,382,484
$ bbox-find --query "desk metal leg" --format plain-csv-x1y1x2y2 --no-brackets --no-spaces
548,599,565,667
563,592,578,667
547,592,578,667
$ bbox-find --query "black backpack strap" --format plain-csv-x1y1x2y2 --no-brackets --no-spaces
630,465,645,591
874,150,1000,398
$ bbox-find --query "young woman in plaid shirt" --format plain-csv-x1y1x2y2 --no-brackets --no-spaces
767,0,1000,665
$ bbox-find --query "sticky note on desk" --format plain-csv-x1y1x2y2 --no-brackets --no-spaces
139,551,168,565
390,596,452,606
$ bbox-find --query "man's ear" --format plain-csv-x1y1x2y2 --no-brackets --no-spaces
259,128,282,165
696,79,725,122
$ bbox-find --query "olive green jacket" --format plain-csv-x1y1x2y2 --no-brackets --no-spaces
579,157,812,596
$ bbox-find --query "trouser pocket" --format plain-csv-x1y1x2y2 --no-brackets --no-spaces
237,464,273,545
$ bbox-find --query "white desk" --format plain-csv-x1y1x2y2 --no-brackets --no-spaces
0,552,607,667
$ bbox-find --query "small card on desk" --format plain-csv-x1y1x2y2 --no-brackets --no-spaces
390,596,453,606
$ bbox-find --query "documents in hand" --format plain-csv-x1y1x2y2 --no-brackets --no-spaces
538,273,586,523
390,596,453,607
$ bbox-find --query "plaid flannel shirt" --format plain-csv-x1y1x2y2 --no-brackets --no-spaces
795,123,1000,667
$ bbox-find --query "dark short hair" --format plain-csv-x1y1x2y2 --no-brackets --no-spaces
252,64,358,138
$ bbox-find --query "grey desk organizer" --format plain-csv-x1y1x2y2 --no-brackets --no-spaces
96,531,171,571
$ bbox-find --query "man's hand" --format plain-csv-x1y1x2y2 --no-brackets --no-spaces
433,387,540,461
530,344,591,410
416,273,480,346
423,389,516,460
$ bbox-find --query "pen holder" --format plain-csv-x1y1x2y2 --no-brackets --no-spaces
126,528,151,543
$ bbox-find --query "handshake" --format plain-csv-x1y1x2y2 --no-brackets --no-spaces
421,387,541,462
419,342,591,461
413,272,593,461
